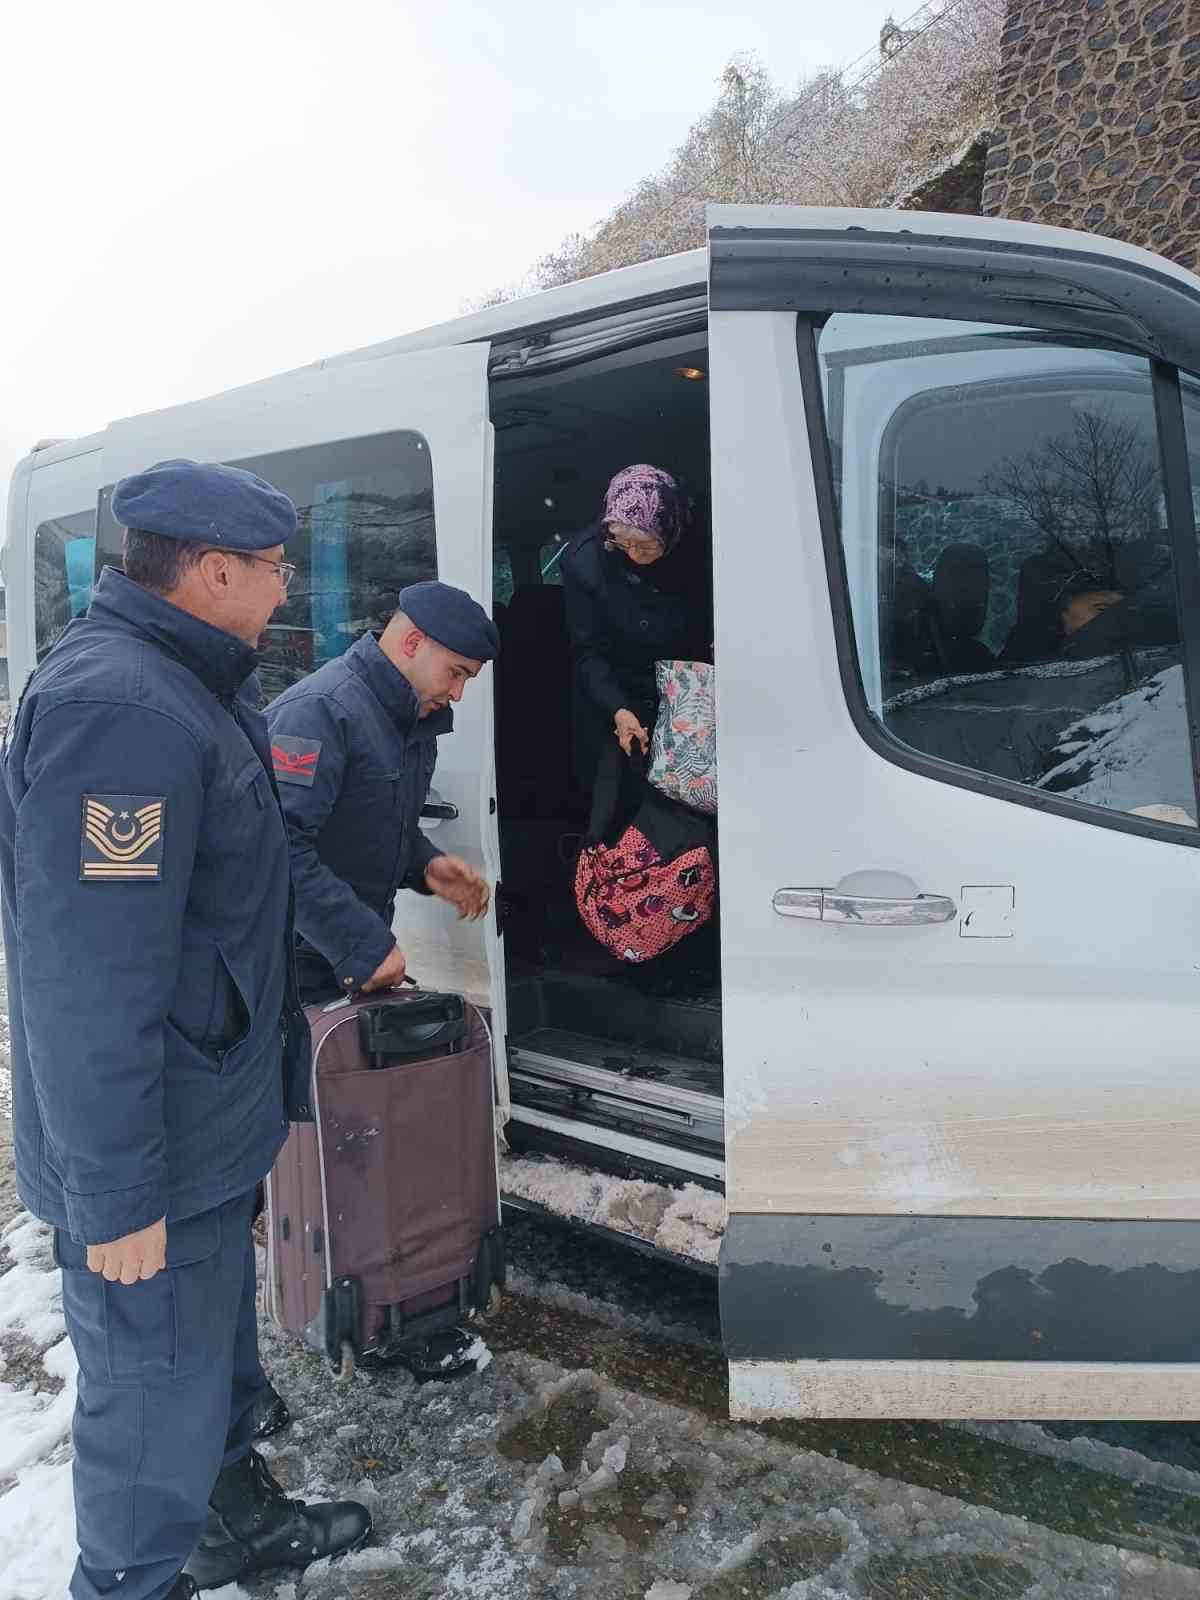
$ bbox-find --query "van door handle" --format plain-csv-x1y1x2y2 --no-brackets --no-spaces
773,889,957,925
420,788,459,823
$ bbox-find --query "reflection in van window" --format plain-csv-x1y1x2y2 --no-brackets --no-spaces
35,511,96,662
493,547,514,607
818,315,1198,828
96,432,436,702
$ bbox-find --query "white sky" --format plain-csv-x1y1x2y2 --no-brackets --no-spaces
0,0,904,538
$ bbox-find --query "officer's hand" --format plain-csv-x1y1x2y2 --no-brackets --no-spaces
425,855,490,921
614,709,650,757
87,1217,167,1285
361,944,409,993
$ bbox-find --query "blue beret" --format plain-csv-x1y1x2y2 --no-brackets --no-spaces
111,459,297,550
399,581,499,662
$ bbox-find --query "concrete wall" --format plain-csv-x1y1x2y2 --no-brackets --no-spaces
983,0,1199,271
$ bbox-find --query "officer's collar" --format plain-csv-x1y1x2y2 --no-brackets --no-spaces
346,632,453,738
87,567,259,701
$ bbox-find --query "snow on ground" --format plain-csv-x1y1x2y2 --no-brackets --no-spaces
505,1267,721,1353
0,1215,77,1599
500,1153,725,1266
0,949,10,1125
4,1207,1200,1599
955,1420,1200,1501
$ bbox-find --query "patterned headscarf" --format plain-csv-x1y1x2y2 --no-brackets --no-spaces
602,464,687,554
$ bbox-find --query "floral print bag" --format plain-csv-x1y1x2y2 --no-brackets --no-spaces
648,660,717,815
575,746,716,964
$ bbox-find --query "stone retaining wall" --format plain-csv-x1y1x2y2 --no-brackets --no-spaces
983,0,1199,270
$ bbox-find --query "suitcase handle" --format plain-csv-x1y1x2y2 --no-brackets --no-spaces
358,993,468,1065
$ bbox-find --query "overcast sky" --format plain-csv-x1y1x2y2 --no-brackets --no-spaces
1,0,905,537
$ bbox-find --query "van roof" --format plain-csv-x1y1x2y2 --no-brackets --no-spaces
21,205,1200,469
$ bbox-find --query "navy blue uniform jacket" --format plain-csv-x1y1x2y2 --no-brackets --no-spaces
264,633,447,994
0,568,311,1246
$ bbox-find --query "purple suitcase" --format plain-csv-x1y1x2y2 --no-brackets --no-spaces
264,988,504,1376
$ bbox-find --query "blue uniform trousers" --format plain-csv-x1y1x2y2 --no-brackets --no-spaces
54,1190,264,1600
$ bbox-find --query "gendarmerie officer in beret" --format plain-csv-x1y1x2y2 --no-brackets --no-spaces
265,581,499,1001
0,460,371,1600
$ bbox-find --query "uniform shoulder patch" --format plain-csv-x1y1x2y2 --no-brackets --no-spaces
271,734,322,787
80,795,166,882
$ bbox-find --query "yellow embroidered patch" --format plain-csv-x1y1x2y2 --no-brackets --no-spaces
80,795,166,882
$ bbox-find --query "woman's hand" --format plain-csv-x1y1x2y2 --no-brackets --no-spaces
614,709,650,757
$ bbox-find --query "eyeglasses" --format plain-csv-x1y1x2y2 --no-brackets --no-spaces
604,531,664,558
241,553,297,589
202,549,297,590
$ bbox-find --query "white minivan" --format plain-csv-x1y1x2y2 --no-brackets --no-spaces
8,204,1200,1423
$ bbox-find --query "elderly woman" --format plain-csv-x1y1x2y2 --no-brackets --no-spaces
560,464,709,792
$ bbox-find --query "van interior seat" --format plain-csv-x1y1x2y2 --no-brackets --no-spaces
930,541,994,674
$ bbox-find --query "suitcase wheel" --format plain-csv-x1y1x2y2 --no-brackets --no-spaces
322,1278,363,1376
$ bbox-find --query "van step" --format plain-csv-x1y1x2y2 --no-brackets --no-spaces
507,972,723,1065
510,1029,724,1151
507,1103,725,1185
512,1027,722,1100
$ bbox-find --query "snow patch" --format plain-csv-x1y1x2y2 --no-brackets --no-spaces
464,1334,493,1373
954,1419,1200,1499
0,1216,66,1349
505,1267,720,1352
500,1153,725,1265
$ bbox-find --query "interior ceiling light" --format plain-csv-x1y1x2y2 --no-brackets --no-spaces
676,366,706,381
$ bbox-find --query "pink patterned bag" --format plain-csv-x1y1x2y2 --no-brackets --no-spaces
574,747,716,964
649,660,717,815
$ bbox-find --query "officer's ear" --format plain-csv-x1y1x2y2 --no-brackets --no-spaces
397,626,426,661
195,548,235,592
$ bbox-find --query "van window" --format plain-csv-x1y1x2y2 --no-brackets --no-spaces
96,432,436,701
818,315,1198,828
35,511,96,662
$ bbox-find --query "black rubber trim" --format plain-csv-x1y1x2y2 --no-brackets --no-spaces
721,1213,1200,1362
712,226,1200,378
795,316,1200,849
485,283,707,370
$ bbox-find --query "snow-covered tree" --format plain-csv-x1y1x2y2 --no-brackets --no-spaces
479,0,1003,304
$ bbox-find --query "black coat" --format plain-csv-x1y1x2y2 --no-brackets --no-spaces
560,523,709,786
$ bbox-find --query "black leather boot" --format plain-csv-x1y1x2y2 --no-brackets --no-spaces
166,1578,198,1599
184,1450,371,1589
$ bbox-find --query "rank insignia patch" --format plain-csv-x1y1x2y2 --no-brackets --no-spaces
80,795,166,882
271,735,322,787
